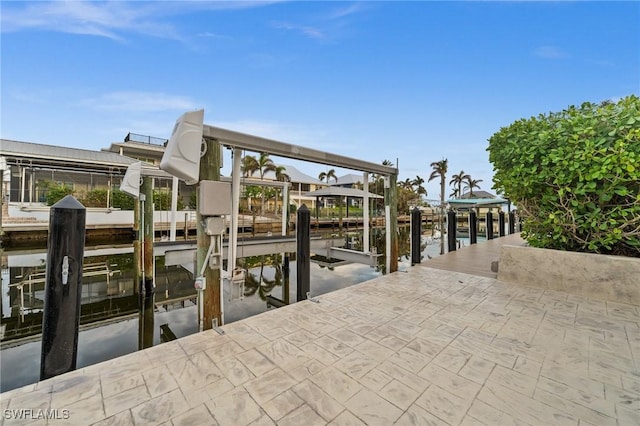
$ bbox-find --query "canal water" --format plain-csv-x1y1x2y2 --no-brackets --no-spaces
0,227,461,392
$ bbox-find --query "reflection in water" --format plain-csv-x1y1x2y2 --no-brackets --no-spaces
138,292,154,350
1,226,443,392
242,253,286,301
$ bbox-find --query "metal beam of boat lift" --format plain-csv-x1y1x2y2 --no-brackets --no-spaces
164,236,347,275
203,125,398,272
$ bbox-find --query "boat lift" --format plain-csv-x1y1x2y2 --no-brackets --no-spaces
125,109,398,327
202,124,398,276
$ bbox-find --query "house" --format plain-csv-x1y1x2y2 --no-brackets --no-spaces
334,173,364,188
102,132,167,166
246,164,324,211
1,138,137,204
1,134,336,217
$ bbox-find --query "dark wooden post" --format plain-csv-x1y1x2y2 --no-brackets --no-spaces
40,195,86,380
138,292,154,350
486,212,494,240
469,210,477,244
508,212,516,234
283,255,290,305
410,207,421,265
498,211,506,237
296,205,310,301
447,210,457,252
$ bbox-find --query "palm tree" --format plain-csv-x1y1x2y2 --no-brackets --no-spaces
318,169,338,185
449,187,460,199
241,154,259,177
255,152,276,180
464,177,483,197
254,153,276,214
318,169,338,214
274,165,290,216
240,155,259,211
429,159,448,255
429,159,448,209
412,175,427,199
371,160,394,195
449,170,470,200
275,165,289,183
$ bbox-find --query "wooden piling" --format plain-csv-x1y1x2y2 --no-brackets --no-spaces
296,205,310,301
411,207,421,265
447,210,457,252
469,210,477,244
40,196,86,380
197,139,222,329
141,177,154,295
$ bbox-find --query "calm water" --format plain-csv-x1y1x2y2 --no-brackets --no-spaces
0,227,461,392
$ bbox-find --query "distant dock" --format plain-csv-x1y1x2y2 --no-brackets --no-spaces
1,210,433,245
420,233,526,278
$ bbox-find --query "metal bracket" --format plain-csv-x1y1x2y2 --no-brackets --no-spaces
61,256,69,285
306,292,320,303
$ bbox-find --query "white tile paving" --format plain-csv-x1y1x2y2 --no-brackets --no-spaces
1,266,639,425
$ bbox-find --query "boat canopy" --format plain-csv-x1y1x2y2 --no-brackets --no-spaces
304,187,383,198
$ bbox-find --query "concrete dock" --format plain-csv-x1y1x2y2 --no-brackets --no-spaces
1,237,638,425
420,233,526,278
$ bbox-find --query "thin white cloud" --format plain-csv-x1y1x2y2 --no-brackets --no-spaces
533,45,568,59
0,0,279,41
79,91,200,112
197,32,231,40
329,3,367,20
272,22,326,40
271,2,368,41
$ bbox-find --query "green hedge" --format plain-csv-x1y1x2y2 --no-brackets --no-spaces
43,183,74,206
487,95,639,257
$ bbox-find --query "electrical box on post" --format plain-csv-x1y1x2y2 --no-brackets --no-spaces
195,276,206,290
198,180,232,216
205,216,225,236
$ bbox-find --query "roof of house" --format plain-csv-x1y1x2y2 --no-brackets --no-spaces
1,139,137,169
335,173,365,186
458,190,496,199
248,164,322,185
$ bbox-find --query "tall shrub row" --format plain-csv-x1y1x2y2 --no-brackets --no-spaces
487,95,639,257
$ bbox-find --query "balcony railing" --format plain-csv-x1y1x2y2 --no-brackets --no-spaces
124,133,168,146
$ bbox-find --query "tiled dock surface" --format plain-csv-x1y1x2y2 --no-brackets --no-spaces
2,267,639,425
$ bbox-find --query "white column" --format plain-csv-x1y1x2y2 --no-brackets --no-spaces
363,172,370,253
20,166,25,205
169,176,179,241
29,170,34,203
230,148,242,274
281,184,288,236
384,176,391,273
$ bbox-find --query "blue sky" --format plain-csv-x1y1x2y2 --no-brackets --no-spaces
2,1,638,200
